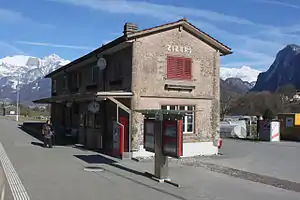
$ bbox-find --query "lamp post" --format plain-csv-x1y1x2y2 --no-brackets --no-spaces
16,76,20,122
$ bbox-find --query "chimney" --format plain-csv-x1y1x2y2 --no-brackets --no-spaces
123,22,138,35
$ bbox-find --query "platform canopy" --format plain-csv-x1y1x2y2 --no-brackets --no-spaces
33,91,133,104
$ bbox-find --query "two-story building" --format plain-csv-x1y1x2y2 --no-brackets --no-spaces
34,18,232,158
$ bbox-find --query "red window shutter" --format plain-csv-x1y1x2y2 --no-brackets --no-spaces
167,56,177,79
184,58,192,79
167,56,192,80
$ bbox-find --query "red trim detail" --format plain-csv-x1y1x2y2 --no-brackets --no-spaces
178,120,183,157
119,124,123,157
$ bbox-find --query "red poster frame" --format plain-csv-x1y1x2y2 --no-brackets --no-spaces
162,120,183,158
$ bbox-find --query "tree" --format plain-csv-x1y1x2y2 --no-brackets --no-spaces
220,96,233,119
263,108,275,120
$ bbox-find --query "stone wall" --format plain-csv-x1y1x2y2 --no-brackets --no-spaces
131,26,221,150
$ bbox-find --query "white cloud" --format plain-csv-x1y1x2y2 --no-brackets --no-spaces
254,0,300,9
0,8,54,29
15,41,95,50
0,41,25,55
47,0,300,70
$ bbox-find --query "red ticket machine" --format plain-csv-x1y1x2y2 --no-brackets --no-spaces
162,120,183,158
140,109,186,182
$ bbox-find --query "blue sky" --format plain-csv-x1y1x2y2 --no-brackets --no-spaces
0,0,300,70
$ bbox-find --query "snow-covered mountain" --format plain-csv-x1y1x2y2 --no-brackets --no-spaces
220,66,262,83
0,54,70,104
0,54,69,89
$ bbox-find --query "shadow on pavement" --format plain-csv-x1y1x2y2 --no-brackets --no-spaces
18,122,75,146
31,141,44,147
74,154,149,177
74,154,187,200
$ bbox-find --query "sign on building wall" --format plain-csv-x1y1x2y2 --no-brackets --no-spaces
286,117,294,127
294,114,300,126
167,45,192,54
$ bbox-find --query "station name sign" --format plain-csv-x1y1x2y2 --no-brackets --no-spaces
167,45,192,54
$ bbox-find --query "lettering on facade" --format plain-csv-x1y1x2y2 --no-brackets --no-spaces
167,45,192,54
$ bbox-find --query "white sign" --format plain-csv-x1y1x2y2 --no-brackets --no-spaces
270,121,280,142
113,121,120,151
167,45,192,54
286,117,294,127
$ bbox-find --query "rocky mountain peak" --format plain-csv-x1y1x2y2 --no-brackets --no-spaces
252,44,300,92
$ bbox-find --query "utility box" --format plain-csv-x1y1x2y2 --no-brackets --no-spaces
259,120,280,142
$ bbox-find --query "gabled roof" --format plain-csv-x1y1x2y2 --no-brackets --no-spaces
45,18,232,78
126,18,232,55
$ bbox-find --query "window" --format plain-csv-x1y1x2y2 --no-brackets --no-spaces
77,72,82,88
92,66,99,84
161,105,195,134
167,56,192,80
86,112,95,128
62,75,68,89
52,79,57,93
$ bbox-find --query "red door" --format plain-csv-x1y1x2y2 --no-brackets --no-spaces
119,116,129,153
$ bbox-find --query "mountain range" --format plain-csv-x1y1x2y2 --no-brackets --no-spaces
253,44,300,92
0,54,70,104
1,44,299,105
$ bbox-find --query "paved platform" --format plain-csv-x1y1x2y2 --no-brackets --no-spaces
199,138,300,183
0,117,299,200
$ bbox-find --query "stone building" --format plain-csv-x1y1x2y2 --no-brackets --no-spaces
34,18,232,158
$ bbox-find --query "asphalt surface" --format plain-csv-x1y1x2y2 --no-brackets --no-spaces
197,138,300,183
0,117,299,200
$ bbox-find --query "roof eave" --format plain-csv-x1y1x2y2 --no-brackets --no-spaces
126,20,232,56
45,36,127,78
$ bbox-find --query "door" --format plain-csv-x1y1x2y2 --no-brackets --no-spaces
119,116,129,153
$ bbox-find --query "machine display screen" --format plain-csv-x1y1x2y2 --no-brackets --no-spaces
144,119,155,152
162,120,183,158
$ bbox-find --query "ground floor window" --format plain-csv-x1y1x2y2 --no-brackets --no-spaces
161,105,195,134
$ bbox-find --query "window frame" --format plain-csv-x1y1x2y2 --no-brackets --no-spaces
161,105,195,134
62,75,68,89
166,56,192,80
92,66,99,84
52,79,57,93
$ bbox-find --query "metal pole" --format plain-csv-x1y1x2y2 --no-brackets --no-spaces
16,76,20,122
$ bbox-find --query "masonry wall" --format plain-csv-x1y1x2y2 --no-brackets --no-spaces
131,27,221,150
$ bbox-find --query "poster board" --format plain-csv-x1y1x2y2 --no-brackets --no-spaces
112,121,120,155
295,114,300,126
286,117,294,127
144,119,155,153
162,120,183,158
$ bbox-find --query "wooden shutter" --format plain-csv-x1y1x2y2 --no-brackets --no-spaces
167,56,192,80
184,58,192,79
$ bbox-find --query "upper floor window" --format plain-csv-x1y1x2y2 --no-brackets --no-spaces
52,79,57,93
62,75,67,89
77,72,82,88
167,56,192,80
92,66,99,84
